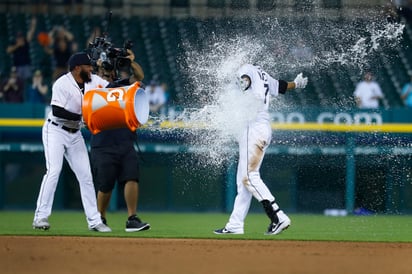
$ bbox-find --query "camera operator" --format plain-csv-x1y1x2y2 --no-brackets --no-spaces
89,48,150,232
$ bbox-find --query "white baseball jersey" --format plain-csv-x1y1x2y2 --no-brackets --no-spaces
48,73,109,128
225,64,282,233
237,64,280,124
34,72,109,229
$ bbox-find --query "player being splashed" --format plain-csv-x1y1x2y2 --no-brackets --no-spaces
214,64,307,235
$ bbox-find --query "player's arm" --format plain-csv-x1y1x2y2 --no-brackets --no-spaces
51,105,82,121
278,73,308,94
277,80,298,94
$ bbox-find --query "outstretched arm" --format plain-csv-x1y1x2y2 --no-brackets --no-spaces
278,73,308,94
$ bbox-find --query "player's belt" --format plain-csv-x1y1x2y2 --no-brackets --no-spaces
47,119,79,133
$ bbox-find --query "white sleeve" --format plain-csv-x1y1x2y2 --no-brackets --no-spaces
94,74,109,88
267,74,279,96
50,81,67,108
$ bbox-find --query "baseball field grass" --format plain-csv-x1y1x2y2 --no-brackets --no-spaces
0,211,411,242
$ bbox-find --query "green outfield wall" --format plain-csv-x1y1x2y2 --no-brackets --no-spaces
0,104,411,214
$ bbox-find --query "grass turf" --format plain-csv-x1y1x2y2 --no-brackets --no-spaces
0,211,411,242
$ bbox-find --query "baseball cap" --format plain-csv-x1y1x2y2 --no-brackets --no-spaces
68,52,92,71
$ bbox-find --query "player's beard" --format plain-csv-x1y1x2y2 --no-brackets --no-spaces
79,69,92,83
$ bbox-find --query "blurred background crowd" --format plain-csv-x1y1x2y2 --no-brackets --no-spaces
1,0,412,114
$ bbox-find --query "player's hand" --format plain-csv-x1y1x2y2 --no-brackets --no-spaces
294,73,308,89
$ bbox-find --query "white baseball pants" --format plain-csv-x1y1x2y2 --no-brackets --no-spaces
33,121,102,228
225,121,277,233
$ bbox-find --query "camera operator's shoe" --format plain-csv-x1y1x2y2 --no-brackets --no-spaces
33,218,50,230
265,210,291,235
125,215,150,232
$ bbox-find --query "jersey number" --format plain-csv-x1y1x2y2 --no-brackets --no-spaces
258,70,269,104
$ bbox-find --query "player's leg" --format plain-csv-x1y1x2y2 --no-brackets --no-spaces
33,124,66,227
215,128,252,234
243,123,275,197
223,176,252,234
244,123,291,234
65,134,108,230
120,147,150,232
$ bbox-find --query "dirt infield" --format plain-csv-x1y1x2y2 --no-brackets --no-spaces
1,236,411,274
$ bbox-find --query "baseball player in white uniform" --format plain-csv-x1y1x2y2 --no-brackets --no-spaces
33,52,111,232
214,64,307,235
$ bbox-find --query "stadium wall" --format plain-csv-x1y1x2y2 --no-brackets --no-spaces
0,104,411,214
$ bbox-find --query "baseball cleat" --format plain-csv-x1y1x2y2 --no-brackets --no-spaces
32,218,50,230
265,210,291,235
125,215,151,232
214,228,244,235
89,223,112,232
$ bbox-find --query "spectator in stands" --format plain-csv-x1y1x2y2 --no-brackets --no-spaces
353,72,384,109
401,75,412,107
384,0,401,23
161,82,170,103
290,38,313,64
43,25,78,81
6,16,37,83
31,0,48,15
395,0,412,22
27,69,49,104
0,67,25,103
64,0,83,15
147,80,167,115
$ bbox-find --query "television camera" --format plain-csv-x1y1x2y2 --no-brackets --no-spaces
86,12,133,80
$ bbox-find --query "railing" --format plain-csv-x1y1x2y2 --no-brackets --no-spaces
0,105,411,213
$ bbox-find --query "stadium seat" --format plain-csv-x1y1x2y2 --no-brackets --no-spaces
1,12,412,108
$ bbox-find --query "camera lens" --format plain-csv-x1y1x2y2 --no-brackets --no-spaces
100,52,107,61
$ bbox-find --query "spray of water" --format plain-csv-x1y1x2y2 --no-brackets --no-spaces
155,15,405,169
319,21,405,70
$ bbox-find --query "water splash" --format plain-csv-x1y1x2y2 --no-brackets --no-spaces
157,16,405,168
319,21,405,71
